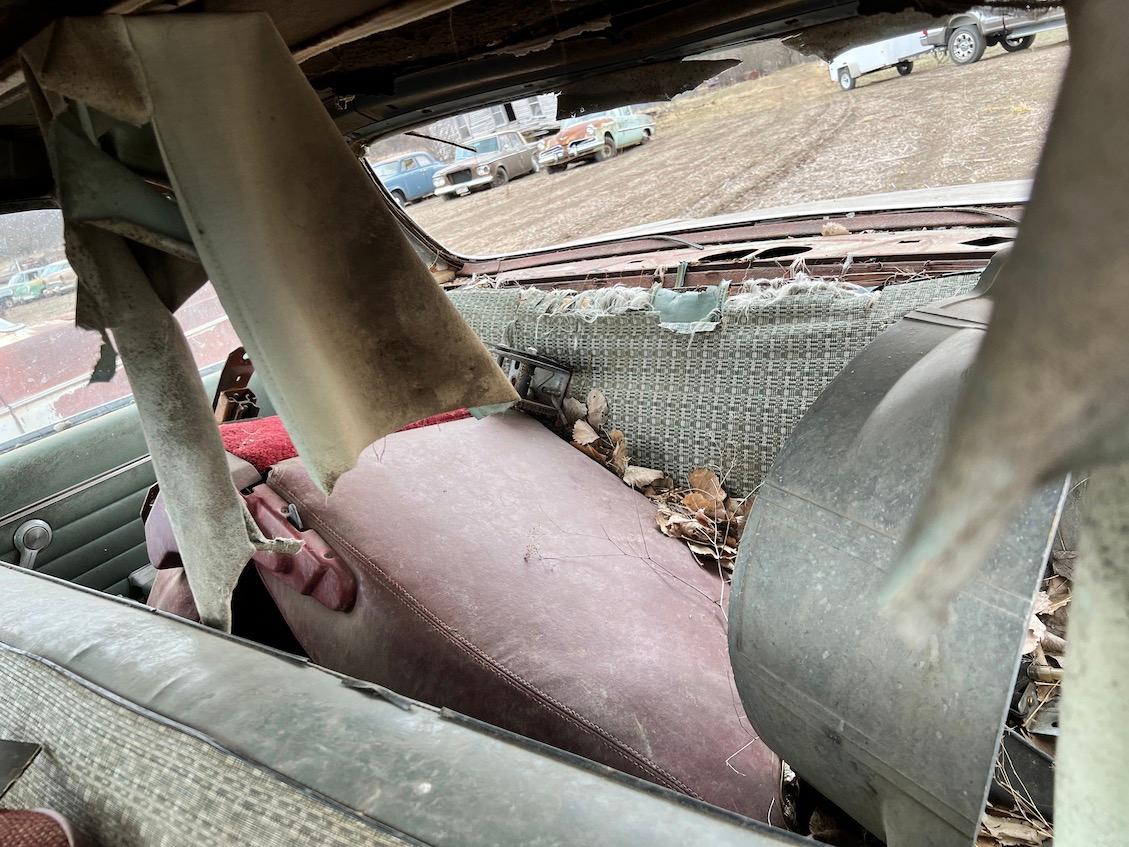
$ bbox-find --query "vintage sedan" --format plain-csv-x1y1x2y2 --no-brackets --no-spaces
0,269,45,306
538,106,655,173
37,260,78,296
370,151,445,205
431,131,539,198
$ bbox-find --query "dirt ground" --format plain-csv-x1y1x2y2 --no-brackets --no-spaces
2,293,73,328
406,31,1069,256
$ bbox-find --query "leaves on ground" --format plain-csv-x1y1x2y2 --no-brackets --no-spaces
980,549,1071,847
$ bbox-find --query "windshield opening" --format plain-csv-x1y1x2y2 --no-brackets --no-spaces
366,24,1068,257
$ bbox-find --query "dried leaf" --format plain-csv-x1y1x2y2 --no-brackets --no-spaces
821,221,850,237
572,442,606,463
1022,613,1047,656
1051,549,1076,581
586,388,608,429
609,437,628,477
685,541,728,565
1030,591,1052,616
572,419,599,445
687,468,726,504
682,491,716,513
562,397,587,425
624,465,664,489
981,813,1048,846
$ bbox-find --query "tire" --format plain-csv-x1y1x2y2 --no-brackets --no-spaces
895,61,913,76
547,163,567,174
442,192,458,201
391,189,406,208
838,68,855,91
641,129,653,144
948,25,987,65
593,136,616,162
490,167,509,188
1001,34,1035,52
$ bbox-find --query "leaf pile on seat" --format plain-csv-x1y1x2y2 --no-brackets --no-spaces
562,387,752,574
566,388,661,483
651,468,753,574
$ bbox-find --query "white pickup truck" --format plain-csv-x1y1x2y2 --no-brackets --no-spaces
921,5,1067,65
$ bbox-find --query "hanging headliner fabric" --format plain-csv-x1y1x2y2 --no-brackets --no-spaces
19,14,516,628
21,14,517,492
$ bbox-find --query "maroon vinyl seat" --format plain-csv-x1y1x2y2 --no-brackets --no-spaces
149,412,782,820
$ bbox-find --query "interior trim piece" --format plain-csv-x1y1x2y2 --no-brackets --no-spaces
0,455,150,529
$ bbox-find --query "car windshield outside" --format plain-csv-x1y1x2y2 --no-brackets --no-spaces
367,29,1069,256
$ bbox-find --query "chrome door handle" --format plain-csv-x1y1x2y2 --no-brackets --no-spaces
13,519,52,569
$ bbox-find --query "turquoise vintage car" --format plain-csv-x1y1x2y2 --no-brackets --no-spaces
537,106,655,173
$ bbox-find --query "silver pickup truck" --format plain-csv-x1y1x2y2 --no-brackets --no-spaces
922,5,1067,65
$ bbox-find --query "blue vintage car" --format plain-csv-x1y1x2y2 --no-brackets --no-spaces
371,151,445,205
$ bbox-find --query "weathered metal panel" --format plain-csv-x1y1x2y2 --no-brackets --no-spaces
728,280,1065,846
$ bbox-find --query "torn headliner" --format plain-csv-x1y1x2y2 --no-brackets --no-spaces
0,0,991,210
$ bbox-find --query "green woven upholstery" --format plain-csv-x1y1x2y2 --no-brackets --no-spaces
450,275,980,495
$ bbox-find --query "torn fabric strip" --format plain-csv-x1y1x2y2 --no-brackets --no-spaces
22,14,516,494
20,14,515,627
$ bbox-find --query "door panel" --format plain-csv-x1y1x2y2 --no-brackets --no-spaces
0,370,234,594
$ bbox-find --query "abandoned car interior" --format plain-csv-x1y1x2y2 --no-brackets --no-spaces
0,1,1119,846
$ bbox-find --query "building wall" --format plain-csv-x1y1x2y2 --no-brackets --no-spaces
366,94,558,163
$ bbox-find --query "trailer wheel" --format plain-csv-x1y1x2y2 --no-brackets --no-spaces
838,68,855,91
948,26,987,65
895,61,913,76
1001,35,1036,52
